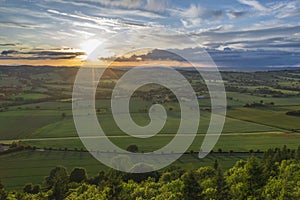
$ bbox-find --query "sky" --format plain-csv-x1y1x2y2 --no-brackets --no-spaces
0,0,300,68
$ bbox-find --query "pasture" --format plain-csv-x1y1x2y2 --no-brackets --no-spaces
1,67,300,191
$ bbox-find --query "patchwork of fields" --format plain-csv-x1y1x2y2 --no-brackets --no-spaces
1,67,300,190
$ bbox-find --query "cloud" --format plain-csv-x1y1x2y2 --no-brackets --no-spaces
0,43,19,46
0,22,41,29
110,47,300,69
227,11,247,19
207,49,300,68
0,49,85,60
238,0,267,12
0,0,299,69
145,0,167,12
47,9,146,28
175,4,224,28
70,0,143,9
191,25,300,51
181,4,204,18
273,1,300,19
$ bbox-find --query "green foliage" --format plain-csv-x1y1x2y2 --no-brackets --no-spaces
0,179,7,200
225,156,265,199
65,183,108,200
182,171,202,200
102,170,123,199
2,147,300,199
23,183,40,194
69,168,87,183
45,166,69,200
263,160,300,199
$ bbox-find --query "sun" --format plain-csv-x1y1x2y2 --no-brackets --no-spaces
79,39,102,60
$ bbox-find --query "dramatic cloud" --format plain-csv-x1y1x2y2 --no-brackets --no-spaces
0,49,85,60
174,4,224,28
0,43,19,46
0,0,299,68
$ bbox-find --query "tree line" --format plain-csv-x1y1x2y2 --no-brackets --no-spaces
1,145,300,199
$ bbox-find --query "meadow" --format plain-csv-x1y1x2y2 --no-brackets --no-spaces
0,150,256,190
1,67,300,191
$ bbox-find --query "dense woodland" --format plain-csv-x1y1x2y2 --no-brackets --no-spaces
0,146,300,200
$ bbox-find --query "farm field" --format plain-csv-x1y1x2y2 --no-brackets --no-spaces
1,67,300,191
0,150,258,190
227,107,300,131
1,96,297,139
14,132,300,153
0,108,283,139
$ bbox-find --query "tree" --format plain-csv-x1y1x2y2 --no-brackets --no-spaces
0,179,7,200
32,184,41,194
160,166,185,183
23,183,41,194
23,183,33,193
157,179,184,200
244,156,265,196
130,178,160,199
88,171,107,185
182,171,202,200
103,170,123,199
45,166,69,200
263,160,300,199
45,166,68,188
70,168,87,183
225,160,249,200
126,144,138,153
65,183,108,200
214,161,227,199
296,145,300,161
213,159,219,170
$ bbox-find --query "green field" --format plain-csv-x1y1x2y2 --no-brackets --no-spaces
0,110,63,139
1,67,300,191
227,92,300,106
0,108,282,140
13,132,299,153
0,150,257,190
227,107,300,131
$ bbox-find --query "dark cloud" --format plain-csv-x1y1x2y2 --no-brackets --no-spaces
0,21,40,29
202,37,300,50
1,50,18,55
0,43,19,46
121,48,300,69
0,49,85,60
206,49,300,68
190,25,300,53
193,25,300,40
